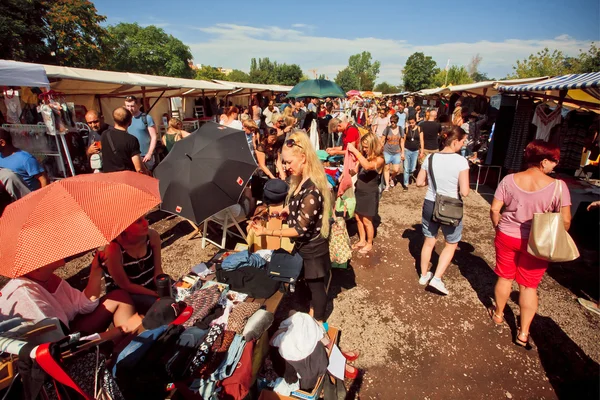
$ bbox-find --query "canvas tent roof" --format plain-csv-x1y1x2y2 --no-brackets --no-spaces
212,80,292,95
0,60,234,97
497,72,600,107
44,64,234,97
414,77,549,98
0,60,50,87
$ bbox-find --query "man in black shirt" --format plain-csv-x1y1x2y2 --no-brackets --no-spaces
101,107,148,174
419,110,442,155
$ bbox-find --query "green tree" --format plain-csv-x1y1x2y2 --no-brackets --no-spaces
224,69,251,82
374,82,402,94
195,65,226,81
431,66,473,87
248,58,304,85
334,67,359,93
508,48,572,78
471,71,492,82
571,43,600,73
347,51,381,90
0,0,47,62
403,52,439,91
107,23,193,78
274,64,304,86
0,0,110,68
43,0,110,68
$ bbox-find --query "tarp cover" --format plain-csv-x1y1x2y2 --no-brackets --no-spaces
0,60,50,87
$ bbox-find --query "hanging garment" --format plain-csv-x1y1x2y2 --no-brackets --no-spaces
504,98,535,172
4,90,22,123
532,105,562,141
38,104,57,135
559,111,596,170
309,119,320,151
337,149,358,197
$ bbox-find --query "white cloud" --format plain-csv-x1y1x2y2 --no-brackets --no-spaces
186,24,595,84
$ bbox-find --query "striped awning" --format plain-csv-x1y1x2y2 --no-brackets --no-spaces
498,72,600,105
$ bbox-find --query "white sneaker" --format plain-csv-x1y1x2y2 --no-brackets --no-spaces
418,271,433,285
428,278,449,295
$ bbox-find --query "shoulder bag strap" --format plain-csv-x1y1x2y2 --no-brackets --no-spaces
428,154,437,195
547,180,562,212
106,130,118,155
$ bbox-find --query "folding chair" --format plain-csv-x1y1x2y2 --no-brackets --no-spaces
201,206,247,249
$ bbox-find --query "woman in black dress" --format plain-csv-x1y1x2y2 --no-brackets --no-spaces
348,134,384,254
253,128,281,200
251,130,332,322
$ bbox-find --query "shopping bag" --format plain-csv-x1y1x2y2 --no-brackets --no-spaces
527,181,579,262
329,217,352,264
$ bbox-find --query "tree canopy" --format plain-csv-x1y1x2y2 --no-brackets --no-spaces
0,0,110,68
403,52,439,92
107,23,194,78
508,45,600,78
431,66,473,87
347,52,380,91
248,58,303,85
334,68,359,93
374,82,403,94
225,69,251,83
195,65,226,81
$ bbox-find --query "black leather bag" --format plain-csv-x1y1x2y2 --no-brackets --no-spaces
267,248,303,283
428,154,463,227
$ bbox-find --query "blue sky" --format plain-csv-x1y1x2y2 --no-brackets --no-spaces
95,0,600,83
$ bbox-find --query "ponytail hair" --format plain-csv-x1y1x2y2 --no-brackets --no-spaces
440,126,467,147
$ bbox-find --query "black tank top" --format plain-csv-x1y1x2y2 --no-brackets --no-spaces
104,236,156,292
404,127,421,151
356,168,380,193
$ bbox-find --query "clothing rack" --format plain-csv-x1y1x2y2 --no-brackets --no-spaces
2,123,75,178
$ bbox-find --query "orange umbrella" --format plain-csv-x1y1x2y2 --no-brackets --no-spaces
0,171,161,278
361,91,375,98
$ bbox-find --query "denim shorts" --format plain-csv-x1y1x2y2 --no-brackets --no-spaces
384,152,401,165
421,199,463,243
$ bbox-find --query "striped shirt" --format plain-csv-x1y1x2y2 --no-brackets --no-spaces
104,237,156,292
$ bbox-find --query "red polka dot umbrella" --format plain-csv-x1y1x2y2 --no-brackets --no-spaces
0,171,161,278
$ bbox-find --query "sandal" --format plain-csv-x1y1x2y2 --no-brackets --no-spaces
488,307,504,326
345,364,358,380
516,330,529,347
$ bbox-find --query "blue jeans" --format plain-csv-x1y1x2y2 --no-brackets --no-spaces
403,149,419,186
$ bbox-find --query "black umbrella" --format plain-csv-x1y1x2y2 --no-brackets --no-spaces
154,122,257,224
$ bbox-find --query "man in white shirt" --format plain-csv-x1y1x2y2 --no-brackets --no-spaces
263,100,280,128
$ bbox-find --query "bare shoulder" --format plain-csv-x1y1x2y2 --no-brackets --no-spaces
148,228,161,244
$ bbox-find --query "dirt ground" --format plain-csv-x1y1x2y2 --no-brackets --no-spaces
56,182,599,400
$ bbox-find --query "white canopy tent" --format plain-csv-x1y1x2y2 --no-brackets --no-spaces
0,60,50,88
413,77,549,98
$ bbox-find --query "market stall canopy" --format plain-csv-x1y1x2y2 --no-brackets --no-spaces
414,77,548,98
43,64,234,97
212,80,292,96
0,60,49,87
382,92,410,97
497,72,600,108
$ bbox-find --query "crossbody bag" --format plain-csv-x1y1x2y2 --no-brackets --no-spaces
428,154,464,227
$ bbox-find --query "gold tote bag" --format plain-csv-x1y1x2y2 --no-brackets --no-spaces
527,180,580,262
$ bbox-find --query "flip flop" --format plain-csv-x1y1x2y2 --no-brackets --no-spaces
578,298,600,316
351,242,366,250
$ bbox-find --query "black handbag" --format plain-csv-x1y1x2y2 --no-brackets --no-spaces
428,154,464,227
267,248,303,283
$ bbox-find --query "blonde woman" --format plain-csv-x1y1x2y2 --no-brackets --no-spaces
163,118,189,152
251,130,332,322
348,134,385,254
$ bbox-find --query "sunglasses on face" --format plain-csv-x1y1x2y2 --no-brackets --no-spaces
285,139,303,149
